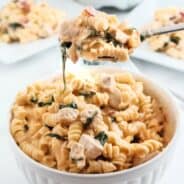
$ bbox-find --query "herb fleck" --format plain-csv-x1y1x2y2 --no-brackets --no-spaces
95,131,108,145
170,35,180,45
72,157,84,163
156,42,169,52
47,133,67,140
79,91,96,98
30,96,38,104
83,111,98,129
59,102,78,109
38,96,54,107
61,42,72,48
89,28,99,37
131,135,140,143
45,124,53,130
140,34,146,42
8,22,24,30
104,32,122,47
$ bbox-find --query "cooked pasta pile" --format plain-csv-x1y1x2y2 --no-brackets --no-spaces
59,7,140,62
10,71,167,174
0,0,64,43
146,7,184,60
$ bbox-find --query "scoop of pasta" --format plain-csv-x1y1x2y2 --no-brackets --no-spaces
59,7,140,63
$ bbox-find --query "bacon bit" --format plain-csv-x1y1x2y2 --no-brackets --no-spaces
84,7,97,16
180,11,184,19
18,0,31,13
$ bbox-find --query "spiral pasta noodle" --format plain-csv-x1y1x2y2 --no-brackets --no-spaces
87,92,109,107
115,105,140,122
87,160,117,173
103,143,120,159
68,121,83,147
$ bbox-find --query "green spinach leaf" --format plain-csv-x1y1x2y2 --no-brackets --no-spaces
95,131,108,145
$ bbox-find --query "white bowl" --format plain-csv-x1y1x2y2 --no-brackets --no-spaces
75,0,143,10
9,67,180,184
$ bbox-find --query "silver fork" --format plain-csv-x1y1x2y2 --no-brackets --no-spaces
141,23,184,41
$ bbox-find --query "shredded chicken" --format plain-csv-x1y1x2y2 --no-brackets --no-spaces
99,74,122,109
43,108,79,126
109,87,122,109
115,30,129,43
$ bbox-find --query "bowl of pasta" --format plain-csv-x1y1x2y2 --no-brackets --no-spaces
9,66,180,184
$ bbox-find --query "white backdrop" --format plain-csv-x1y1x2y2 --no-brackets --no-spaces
0,0,184,183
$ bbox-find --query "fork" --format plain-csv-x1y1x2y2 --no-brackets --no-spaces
140,23,184,41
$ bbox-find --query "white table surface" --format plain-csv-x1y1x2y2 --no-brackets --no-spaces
0,0,184,183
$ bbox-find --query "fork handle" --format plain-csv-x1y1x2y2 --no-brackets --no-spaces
140,23,184,41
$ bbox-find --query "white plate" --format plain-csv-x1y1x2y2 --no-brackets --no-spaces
127,0,184,72
0,36,58,64
0,0,84,64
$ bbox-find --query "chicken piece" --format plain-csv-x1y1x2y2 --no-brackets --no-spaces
115,30,129,43
60,21,80,42
109,87,122,109
60,21,91,44
70,143,86,169
98,74,116,92
98,74,122,109
83,7,97,16
43,108,79,127
79,134,103,159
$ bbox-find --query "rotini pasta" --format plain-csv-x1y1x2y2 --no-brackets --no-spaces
11,71,167,174
60,7,140,63
103,143,120,159
87,160,117,173
68,121,83,148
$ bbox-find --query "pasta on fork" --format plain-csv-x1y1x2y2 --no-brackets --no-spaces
59,7,140,63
